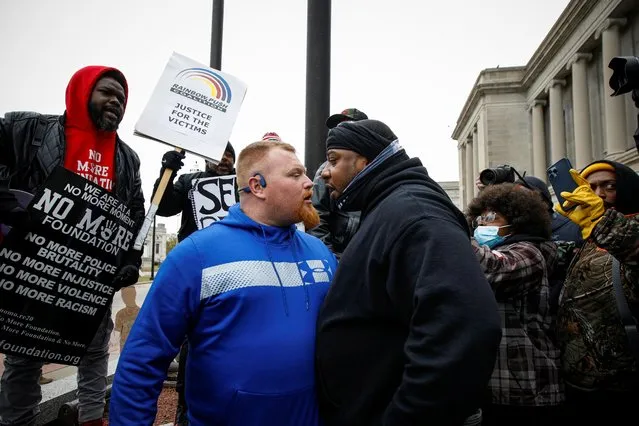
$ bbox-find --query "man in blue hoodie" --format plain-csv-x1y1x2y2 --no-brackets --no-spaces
109,140,337,425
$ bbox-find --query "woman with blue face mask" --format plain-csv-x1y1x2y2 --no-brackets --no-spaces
472,212,512,248
467,183,563,426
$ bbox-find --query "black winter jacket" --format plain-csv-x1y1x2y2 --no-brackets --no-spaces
0,112,145,264
316,153,502,426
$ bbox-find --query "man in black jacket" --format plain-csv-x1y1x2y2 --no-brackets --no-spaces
0,66,144,426
315,119,502,426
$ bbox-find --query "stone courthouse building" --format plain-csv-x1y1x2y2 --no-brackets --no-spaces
452,0,639,208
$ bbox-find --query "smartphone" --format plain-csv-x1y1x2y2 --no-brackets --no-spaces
547,158,578,208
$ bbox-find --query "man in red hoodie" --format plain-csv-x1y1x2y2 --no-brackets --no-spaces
0,66,145,426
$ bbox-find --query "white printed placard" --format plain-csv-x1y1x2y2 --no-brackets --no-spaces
134,52,247,162
0,167,135,365
191,175,238,229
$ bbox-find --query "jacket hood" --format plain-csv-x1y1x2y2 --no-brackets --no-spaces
581,160,639,215
222,204,297,246
65,66,128,132
337,145,470,235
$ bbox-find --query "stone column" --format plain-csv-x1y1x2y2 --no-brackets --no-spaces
465,137,474,204
546,79,567,162
596,18,627,155
472,126,479,197
530,99,547,180
567,53,593,168
458,143,465,208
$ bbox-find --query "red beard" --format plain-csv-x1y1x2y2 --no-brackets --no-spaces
299,203,320,230
298,190,320,230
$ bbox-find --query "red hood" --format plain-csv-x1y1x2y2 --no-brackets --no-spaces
65,65,128,132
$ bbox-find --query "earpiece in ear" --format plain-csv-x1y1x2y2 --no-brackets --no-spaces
240,174,267,193
256,173,267,188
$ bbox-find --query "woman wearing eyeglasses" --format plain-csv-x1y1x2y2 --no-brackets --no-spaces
467,183,564,426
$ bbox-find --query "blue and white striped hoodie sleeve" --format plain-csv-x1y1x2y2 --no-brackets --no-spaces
109,239,203,425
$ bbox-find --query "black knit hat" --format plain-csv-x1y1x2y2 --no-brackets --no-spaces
515,176,553,213
326,119,397,161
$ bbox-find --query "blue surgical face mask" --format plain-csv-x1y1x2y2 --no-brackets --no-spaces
474,225,509,248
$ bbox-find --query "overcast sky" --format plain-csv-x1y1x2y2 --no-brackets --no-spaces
1,0,569,234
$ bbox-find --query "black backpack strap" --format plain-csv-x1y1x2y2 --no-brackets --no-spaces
29,116,48,161
18,116,48,180
611,257,639,363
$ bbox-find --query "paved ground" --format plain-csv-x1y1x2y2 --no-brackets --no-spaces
0,281,153,381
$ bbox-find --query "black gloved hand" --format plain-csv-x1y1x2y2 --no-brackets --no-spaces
161,150,186,172
4,207,31,230
0,186,20,213
0,188,30,229
112,264,140,291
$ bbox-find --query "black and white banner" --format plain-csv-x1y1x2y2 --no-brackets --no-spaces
0,167,134,365
191,175,238,230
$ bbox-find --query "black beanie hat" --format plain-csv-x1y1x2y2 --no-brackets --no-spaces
515,176,553,213
326,119,397,161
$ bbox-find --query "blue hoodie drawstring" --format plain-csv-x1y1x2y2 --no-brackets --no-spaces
290,229,311,311
261,226,290,316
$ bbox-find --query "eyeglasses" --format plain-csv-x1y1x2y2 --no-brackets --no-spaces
472,212,498,228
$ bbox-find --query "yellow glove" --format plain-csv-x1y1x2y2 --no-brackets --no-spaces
555,169,604,239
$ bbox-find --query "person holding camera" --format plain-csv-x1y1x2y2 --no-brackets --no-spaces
555,160,639,423
468,183,563,426
477,167,582,244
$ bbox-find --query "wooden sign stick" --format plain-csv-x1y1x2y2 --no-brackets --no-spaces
133,147,185,251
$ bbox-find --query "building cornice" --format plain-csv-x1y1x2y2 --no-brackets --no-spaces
451,68,525,139
521,0,600,89
452,0,628,142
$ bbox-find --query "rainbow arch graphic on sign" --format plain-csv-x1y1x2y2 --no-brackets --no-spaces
176,68,232,103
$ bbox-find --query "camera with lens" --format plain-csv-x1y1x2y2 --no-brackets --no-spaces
479,165,516,186
608,56,639,152
609,56,639,100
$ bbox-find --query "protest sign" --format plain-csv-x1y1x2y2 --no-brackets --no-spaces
0,167,135,365
191,175,238,230
134,52,247,163
131,52,246,251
